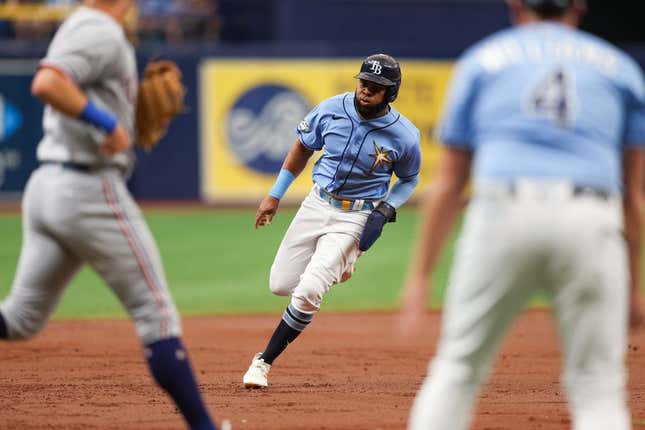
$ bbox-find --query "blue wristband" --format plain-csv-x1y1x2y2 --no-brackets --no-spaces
79,100,118,133
269,169,296,199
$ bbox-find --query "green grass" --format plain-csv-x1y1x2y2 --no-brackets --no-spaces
0,208,457,319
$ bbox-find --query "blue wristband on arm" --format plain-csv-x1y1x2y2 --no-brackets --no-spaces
269,169,296,199
79,100,118,133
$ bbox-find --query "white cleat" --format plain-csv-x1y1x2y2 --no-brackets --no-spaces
243,352,271,388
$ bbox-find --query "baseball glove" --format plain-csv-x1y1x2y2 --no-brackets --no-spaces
135,60,186,150
358,202,397,252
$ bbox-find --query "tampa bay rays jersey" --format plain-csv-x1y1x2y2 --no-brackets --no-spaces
439,22,645,193
297,92,421,200
37,6,138,169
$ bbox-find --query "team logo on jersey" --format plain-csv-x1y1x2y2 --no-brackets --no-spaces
297,120,310,133
226,84,310,174
0,94,23,143
369,141,392,171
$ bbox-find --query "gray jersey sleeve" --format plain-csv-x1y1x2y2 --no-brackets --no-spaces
36,7,137,170
41,17,119,85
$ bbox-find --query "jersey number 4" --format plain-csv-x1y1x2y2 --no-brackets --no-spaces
529,68,574,127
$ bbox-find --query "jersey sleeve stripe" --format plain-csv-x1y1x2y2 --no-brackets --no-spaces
397,171,420,180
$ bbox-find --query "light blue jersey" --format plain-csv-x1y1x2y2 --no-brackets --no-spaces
297,92,421,200
439,22,645,193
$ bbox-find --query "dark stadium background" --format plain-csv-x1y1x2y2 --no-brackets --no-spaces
1,0,644,202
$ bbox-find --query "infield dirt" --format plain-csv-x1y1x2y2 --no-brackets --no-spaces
0,310,643,430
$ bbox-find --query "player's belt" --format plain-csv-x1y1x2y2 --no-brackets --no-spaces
318,187,375,211
571,185,612,200
41,161,92,172
483,182,614,201
40,161,121,173
508,183,612,201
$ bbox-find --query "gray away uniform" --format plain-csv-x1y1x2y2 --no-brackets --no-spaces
1,6,180,344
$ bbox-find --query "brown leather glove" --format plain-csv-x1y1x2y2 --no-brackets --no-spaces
135,60,186,150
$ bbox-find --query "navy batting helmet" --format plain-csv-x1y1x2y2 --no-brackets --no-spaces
522,0,574,15
354,54,401,103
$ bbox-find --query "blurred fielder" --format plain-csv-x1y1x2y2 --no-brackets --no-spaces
0,1,217,429
400,1,645,429
243,54,421,388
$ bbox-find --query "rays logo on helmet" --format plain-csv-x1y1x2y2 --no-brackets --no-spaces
354,54,402,102
226,84,310,174
298,120,310,133
369,61,382,75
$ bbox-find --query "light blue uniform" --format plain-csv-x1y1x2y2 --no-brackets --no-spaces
268,91,421,316
409,22,645,430
297,92,421,202
439,22,645,193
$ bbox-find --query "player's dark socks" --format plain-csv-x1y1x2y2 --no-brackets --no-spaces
260,320,302,365
145,337,218,430
261,304,313,364
0,312,7,339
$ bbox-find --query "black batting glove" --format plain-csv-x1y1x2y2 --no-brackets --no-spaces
358,202,396,252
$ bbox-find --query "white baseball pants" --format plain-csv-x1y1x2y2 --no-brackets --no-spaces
409,181,631,430
269,185,369,313
0,165,181,345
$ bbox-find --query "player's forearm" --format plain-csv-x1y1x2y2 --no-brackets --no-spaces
623,147,645,296
31,68,87,117
624,197,644,296
409,183,463,280
282,139,314,177
408,146,471,281
386,176,419,209
268,139,314,200
32,67,118,134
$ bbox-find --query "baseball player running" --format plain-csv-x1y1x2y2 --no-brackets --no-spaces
243,54,422,388
399,1,645,429
0,1,218,429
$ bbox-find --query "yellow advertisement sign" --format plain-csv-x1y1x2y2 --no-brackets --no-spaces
200,59,454,203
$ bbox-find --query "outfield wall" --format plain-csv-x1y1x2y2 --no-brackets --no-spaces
2,44,645,202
